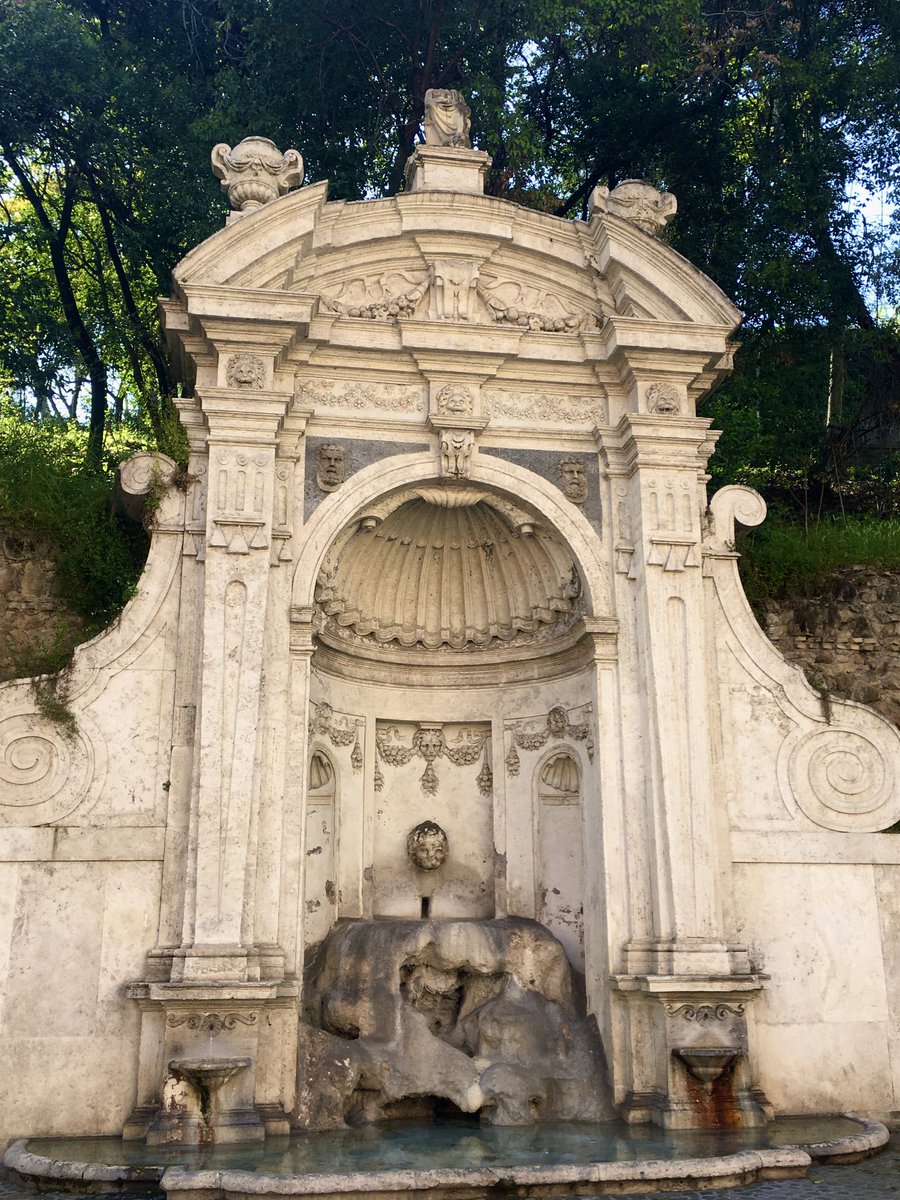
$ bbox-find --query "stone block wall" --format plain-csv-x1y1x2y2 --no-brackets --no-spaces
761,567,900,728
0,522,86,680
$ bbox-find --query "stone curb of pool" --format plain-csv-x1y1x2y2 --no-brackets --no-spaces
3,1116,889,1197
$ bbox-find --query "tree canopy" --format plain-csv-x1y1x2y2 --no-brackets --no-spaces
0,0,898,504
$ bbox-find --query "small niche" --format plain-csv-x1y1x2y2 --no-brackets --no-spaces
420,896,431,919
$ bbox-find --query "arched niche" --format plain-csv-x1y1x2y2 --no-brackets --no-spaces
535,748,585,971
304,747,338,950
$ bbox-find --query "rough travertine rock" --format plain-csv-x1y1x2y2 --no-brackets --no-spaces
0,523,86,680
295,918,613,1128
761,567,900,728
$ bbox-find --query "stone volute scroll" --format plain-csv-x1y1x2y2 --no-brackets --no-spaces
211,136,304,219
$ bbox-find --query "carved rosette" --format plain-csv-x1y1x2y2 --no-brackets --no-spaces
295,380,424,415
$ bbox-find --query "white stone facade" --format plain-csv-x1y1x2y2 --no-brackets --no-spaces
2,143,900,1145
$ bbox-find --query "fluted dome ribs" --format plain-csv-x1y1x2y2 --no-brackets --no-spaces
316,498,579,650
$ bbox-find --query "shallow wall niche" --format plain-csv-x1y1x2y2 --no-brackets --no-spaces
535,750,585,970
373,719,494,919
304,750,337,949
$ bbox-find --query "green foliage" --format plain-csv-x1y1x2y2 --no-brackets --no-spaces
0,402,145,629
0,0,897,509
737,514,900,613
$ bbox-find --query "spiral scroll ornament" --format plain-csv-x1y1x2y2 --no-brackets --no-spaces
787,727,899,833
0,713,98,826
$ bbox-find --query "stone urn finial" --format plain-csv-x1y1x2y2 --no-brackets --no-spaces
589,179,677,235
211,136,304,216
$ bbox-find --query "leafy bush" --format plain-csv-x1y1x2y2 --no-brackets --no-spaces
737,515,900,612
0,401,147,631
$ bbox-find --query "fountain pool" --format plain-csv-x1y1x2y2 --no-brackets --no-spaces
5,1114,887,1200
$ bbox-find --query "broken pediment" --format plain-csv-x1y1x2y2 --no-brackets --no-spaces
169,181,739,334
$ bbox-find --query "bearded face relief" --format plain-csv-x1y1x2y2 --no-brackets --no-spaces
423,89,472,148
316,443,346,492
407,820,450,871
559,457,588,504
547,706,569,738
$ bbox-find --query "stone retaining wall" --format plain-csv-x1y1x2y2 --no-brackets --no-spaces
0,523,86,681
761,567,900,728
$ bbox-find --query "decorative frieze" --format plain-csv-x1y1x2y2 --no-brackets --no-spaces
295,380,424,415
166,1011,259,1033
376,722,490,796
486,392,606,427
664,1003,745,1024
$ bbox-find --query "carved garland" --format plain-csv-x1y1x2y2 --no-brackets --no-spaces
376,724,490,796
295,380,423,414
505,704,594,774
309,702,364,774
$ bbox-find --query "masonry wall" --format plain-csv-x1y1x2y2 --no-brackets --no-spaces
0,523,86,681
762,567,900,729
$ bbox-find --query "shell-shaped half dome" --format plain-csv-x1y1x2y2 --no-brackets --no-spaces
315,496,580,650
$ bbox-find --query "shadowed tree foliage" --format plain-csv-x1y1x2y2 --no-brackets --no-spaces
0,0,898,503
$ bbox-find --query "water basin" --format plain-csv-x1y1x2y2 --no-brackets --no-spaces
6,1114,887,1198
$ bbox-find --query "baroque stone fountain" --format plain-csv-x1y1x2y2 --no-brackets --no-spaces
3,86,898,1200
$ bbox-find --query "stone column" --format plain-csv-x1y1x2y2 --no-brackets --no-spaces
599,369,769,1126
171,383,292,979
127,351,307,1141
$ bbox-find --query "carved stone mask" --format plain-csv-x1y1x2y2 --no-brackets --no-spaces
316,444,346,492
407,820,449,871
437,384,471,416
413,726,445,761
547,706,568,737
227,354,265,389
559,457,588,504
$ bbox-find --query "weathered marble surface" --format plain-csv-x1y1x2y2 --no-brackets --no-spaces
296,918,613,1127
1,131,899,1150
